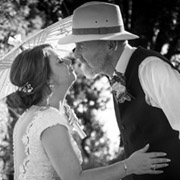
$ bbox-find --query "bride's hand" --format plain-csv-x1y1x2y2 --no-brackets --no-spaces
125,144,170,175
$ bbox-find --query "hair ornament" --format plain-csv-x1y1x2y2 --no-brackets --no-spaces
18,82,34,94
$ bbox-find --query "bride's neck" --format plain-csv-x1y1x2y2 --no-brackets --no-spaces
49,85,69,109
37,84,70,109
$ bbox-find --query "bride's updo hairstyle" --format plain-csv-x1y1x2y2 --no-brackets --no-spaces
10,44,52,109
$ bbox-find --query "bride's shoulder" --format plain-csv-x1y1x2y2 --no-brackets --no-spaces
34,106,68,130
36,106,61,118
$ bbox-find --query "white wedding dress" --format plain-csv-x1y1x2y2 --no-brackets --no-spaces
13,105,83,180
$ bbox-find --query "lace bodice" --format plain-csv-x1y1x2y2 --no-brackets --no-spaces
13,106,83,180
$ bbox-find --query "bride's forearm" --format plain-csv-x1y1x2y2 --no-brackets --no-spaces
80,161,130,180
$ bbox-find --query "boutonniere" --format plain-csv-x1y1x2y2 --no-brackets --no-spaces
110,70,133,103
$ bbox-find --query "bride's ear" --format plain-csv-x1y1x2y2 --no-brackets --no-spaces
47,79,54,92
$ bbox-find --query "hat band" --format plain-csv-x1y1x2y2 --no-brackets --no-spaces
73,26,123,35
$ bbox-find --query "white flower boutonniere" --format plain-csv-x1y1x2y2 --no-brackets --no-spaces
110,70,133,103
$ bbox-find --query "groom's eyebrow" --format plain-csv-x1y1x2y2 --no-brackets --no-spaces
75,43,84,50
77,42,82,46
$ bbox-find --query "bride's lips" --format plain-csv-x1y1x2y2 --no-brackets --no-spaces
68,64,74,72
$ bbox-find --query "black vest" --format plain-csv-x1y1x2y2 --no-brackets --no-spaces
114,47,180,180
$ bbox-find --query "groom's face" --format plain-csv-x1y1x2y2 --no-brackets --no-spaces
74,40,108,78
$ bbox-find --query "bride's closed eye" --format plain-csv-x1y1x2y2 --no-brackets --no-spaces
57,57,64,64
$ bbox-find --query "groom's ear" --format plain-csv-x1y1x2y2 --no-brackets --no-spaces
107,41,118,53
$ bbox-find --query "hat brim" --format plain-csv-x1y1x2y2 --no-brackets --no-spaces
58,30,139,45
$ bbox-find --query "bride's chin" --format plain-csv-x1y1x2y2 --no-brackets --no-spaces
72,73,77,81
70,75,76,84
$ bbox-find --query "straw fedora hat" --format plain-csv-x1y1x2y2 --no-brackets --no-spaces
58,1,139,45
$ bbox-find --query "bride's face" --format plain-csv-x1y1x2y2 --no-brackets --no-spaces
47,49,76,87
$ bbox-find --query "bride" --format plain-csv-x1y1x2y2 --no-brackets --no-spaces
11,44,170,180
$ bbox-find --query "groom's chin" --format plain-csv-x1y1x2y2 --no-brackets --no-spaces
83,70,98,79
84,73,98,79
81,65,98,79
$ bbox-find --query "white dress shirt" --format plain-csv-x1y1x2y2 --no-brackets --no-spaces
115,44,180,139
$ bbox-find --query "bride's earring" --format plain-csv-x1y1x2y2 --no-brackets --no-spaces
46,92,53,106
46,95,50,106
46,84,54,106
49,84,54,89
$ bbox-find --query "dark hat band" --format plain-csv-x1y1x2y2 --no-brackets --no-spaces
72,26,123,35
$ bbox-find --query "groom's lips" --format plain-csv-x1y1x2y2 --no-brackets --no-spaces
76,55,93,70
77,54,87,64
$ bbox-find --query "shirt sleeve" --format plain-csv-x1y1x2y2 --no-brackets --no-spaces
139,56,180,138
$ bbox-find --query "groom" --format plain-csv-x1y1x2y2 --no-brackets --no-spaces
58,2,180,180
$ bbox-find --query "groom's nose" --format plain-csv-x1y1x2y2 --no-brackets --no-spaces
74,48,79,59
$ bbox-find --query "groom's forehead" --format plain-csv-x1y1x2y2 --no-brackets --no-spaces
76,41,101,48
76,42,86,46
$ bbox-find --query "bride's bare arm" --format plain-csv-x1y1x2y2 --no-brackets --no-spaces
41,125,170,180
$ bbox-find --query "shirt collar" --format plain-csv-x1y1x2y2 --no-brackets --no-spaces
114,44,137,74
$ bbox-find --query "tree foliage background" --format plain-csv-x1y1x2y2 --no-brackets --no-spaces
0,0,180,179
